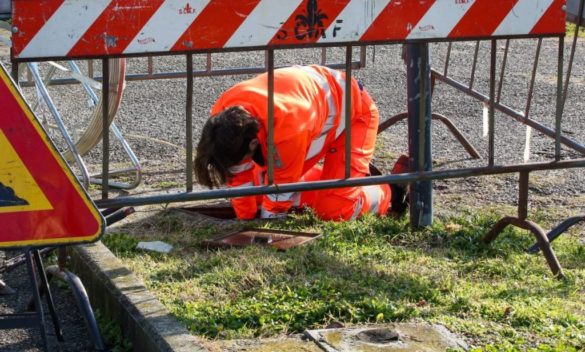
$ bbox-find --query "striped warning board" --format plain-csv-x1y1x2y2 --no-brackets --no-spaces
0,63,104,248
12,0,565,60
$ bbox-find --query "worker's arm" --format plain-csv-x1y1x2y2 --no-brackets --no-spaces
227,159,258,220
260,137,308,218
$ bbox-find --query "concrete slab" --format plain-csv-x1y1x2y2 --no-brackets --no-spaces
305,323,468,351
216,337,323,352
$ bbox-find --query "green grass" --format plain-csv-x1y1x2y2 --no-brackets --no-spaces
103,209,585,350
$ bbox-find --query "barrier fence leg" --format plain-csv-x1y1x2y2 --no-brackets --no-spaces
406,43,433,229
482,172,565,278
33,249,64,341
26,249,49,351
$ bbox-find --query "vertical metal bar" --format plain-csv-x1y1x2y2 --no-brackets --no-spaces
444,43,452,76
206,53,212,73
147,57,154,77
26,250,48,352
88,59,94,79
518,171,529,220
267,49,275,184
469,41,480,89
563,0,584,109
489,40,497,166
10,59,18,83
417,50,427,174
359,45,367,68
321,47,327,66
58,247,68,270
344,46,352,179
497,39,510,104
406,43,433,229
102,59,110,200
33,250,63,342
555,36,564,161
524,38,542,118
186,54,194,191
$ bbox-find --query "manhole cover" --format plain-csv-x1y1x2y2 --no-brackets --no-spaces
356,328,399,344
202,228,321,251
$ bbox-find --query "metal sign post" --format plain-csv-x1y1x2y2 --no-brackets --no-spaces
406,43,433,229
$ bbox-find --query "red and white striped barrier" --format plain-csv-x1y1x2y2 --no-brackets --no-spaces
12,0,565,60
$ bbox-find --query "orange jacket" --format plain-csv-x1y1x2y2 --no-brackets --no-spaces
210,65,366,219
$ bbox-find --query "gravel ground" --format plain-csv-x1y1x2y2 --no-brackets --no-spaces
1,36,585,351
0,251,93,352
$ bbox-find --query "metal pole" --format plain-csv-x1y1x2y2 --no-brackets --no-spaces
186,54,194,191
267,49,275,184
489,40,497,166
562,0,584,109
345,46,353,178
555,37,564,161
469,41,480,89
524,38,542,118
26,250,48,352
10,59,18,83
102,59,110,200
497,40,510,104
406,43,433,228
444,43,452,76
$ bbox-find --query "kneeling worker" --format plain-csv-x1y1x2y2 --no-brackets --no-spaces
194,65,407,221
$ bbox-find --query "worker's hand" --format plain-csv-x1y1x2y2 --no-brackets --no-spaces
260,207,287,219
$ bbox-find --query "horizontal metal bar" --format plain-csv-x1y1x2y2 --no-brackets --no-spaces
95,158,585,209
432,69,585,155
17,61,363,87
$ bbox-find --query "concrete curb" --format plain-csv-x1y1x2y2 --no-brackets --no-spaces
69,242,207,352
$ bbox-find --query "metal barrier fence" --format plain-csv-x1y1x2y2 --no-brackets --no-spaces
6,0,582,279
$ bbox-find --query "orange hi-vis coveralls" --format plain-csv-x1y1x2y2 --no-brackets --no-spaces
211,65,391,220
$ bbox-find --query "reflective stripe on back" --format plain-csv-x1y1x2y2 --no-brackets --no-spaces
296,66,347,160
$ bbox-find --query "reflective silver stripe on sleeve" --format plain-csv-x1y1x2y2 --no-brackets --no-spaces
229,161,254,174
266,192,295,203
350,195,364,220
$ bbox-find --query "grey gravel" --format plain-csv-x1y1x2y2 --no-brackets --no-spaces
1,37,585,351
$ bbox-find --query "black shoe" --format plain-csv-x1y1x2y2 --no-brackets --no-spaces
389,184,408,217
388,155,410,217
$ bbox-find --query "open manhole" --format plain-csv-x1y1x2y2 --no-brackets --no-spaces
356,328,400,344
174,205,240,220
202,228,321,251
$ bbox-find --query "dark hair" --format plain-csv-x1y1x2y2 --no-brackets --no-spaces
194,106,260,188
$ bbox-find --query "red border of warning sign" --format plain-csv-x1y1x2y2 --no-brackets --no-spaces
0,63,104,248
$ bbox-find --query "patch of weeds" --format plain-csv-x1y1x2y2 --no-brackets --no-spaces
95,310,132,352
567,22,585,38
154,211,188,233
156,181,181,189
101,233,139,256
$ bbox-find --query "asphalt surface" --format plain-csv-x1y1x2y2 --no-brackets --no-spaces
1,36,585,351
